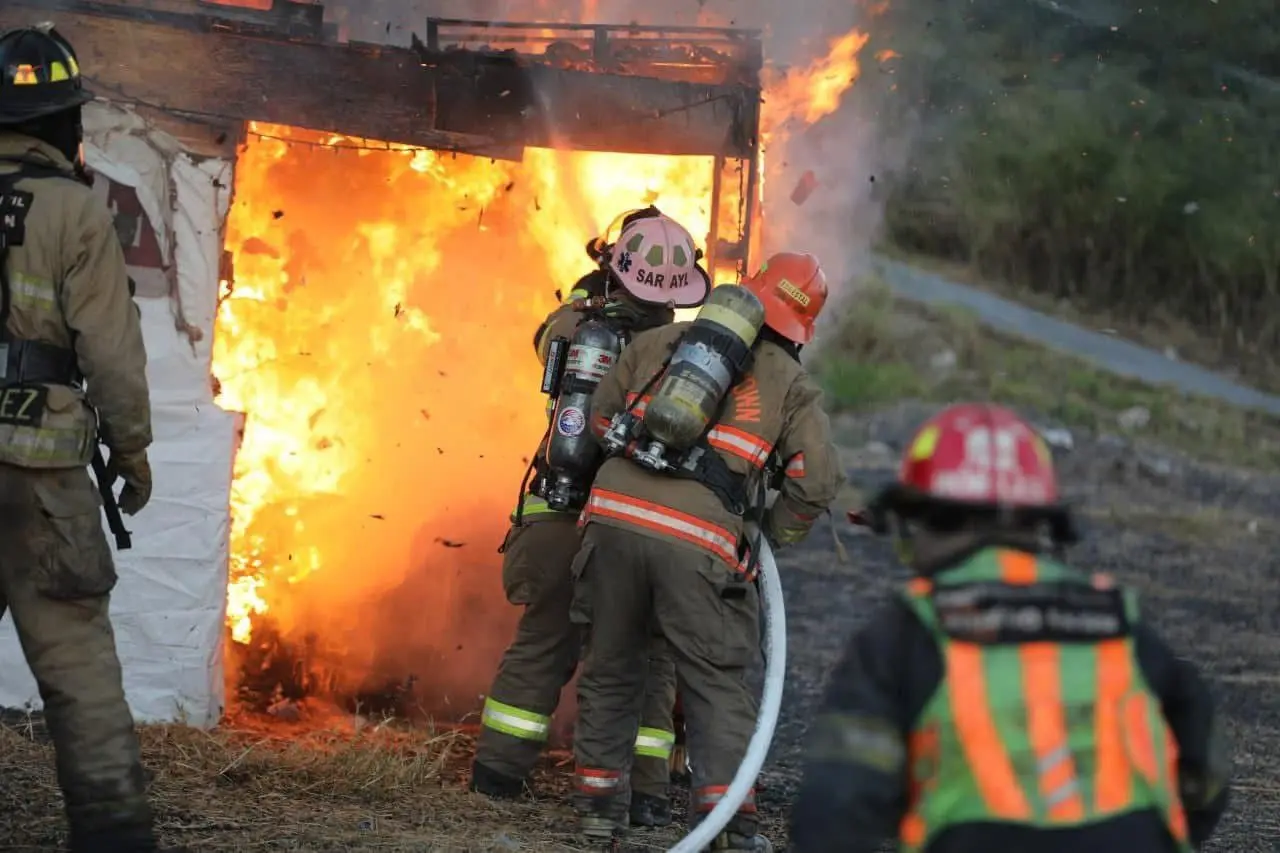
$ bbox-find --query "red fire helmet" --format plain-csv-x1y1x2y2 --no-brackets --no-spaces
896,402,1059,507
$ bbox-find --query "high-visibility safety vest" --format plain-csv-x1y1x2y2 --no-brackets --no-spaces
897,547,1192,852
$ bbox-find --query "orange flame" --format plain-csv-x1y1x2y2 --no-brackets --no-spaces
214,132,718,649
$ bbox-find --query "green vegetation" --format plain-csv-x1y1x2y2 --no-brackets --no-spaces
812,278,1280,468
863,0,1280,391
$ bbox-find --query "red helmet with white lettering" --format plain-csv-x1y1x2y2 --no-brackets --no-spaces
852,403,1076,542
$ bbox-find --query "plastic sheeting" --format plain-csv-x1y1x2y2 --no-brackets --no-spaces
0,102,239,728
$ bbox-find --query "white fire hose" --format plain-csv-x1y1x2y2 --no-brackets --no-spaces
669,523,786,852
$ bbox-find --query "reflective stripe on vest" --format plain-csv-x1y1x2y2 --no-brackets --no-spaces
898,549,1192,852
635,726,676,759
623,391,773,468
480,697,550,742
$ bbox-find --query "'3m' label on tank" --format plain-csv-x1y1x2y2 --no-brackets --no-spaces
567,345,615,381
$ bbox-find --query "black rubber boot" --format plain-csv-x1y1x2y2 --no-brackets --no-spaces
709,814,774,852
629,792,673,828
469,760,525,800
576,796,628,847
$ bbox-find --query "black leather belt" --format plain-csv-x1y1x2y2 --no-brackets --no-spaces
0,338,78,387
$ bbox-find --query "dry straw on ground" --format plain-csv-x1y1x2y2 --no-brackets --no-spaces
0,710,619,851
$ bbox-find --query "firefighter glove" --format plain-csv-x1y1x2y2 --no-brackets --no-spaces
107,449,153,516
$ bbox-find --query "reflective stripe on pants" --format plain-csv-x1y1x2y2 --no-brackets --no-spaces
481,696,551,742
635,726,675,759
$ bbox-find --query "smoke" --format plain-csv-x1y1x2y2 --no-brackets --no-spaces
320,0,915,339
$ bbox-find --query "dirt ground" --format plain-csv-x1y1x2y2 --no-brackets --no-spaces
2,402,1278,851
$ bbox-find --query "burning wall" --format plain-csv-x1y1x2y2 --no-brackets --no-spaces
213,14,872,720
213,131,727,716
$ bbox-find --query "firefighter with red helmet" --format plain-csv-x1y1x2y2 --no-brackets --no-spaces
570,252,844,850
470,208,711,827
790,403,1231,853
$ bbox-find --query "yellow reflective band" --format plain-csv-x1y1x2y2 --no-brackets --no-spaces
67,55,80,76
567,288,590,302
480,697,550,742
8,274,57,309
48,61,70,82
634,727,676,759
510,494,573,522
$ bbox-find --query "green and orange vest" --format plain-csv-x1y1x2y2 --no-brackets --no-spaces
897,547,1192,852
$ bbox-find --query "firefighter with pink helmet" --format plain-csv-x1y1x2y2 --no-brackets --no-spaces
472,207,710,828
605,211,711,309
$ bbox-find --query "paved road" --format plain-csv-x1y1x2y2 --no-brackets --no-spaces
872,256,1280,417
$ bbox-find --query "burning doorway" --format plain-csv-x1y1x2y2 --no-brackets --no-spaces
212,123,753,720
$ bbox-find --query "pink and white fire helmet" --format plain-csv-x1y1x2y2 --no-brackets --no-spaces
607,214,710,309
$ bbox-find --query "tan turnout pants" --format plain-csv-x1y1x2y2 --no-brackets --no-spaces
475,517,677,798
571,522,763,829
0,463,155,852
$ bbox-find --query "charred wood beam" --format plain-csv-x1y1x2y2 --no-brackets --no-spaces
425,50,760,158
0,1,509,157
1,0,759,158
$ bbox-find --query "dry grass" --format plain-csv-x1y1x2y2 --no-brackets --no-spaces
0,710,617,851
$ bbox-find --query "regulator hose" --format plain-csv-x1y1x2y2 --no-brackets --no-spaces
669,523,785,852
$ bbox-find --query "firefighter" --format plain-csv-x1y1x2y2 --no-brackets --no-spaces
571,252,844,850
790,403,1232,853
470,208,711,828
0,24,161,853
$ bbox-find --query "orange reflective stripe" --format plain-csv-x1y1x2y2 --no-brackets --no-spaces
696,784,757,813
999,549,1039,584
1021,643,1085,820
1093,638,1133,812
1123,693,1158,782
591,414,611,438
900,813,926,847
707,424,773,467
1164,729,1190,841
624,391,652,415
584,488,740,566
946,643,1032,818
784,451,806,479
907,577,932,596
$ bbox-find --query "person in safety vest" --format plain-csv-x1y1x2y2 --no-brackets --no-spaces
470,208,711,828
0,24,163,853
570,252,844,850
790,402,1232,853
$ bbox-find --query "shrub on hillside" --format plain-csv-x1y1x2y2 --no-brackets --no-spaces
886,56,1280,353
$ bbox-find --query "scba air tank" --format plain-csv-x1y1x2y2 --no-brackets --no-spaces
544,320,623,510
640,284,765,458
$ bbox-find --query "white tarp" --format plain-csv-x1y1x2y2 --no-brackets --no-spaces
0,102,239,728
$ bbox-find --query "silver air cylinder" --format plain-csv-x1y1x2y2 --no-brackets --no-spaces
544,320,623,510
633,284,765,469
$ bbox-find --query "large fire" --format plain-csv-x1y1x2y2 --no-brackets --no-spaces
211,26,867,715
